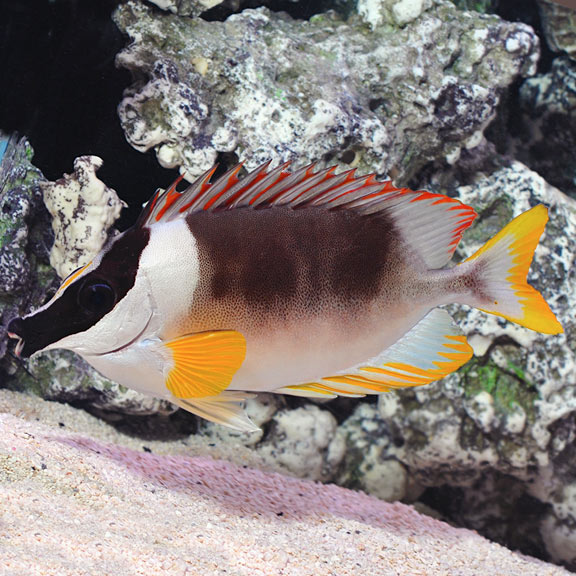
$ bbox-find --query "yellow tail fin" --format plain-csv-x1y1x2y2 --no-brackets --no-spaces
463,205,563,334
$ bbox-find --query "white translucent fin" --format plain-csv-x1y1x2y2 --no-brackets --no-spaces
461,205,563,334
275,386,339,399
172,391,260,432
136,162,475,262
279,309,473,398
370,192,477,268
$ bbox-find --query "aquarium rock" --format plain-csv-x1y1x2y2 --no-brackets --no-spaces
339,161,576,568
22,349,175,417
147,0,224,17
357,0,434,28
114,0,538,182
0,134,54,363
448,0,496,11
41,156,126,279
0,138,42,297
498,2,576,198
512,56,576,199
257,405,346,482
538,0,576,61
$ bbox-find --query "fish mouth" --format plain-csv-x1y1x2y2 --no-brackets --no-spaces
7,318,25,358
7,312,153,359
8,333,25,358
7,315,63,359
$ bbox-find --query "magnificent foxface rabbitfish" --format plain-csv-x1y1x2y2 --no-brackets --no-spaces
8,163,563,431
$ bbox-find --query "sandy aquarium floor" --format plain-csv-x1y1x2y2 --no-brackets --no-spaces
0,389,569,576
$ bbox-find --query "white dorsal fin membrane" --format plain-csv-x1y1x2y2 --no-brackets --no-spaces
214,163,287,209
140,164,476,268
137,180,181,227
183,167,234,214
227,162,290,208
139,167,215,226
381,192,477,268
255,164,317,206
320,181,392,208
345,188,406,214
286,169,355,206
226,162,283,208
247,163,319,207
245,162,292,204
199,163,245,210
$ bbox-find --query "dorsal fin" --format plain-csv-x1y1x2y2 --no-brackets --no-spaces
138,162,476,265
369,190,478,268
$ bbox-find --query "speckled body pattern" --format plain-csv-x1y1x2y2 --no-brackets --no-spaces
170,207,445,391
187,207,403,325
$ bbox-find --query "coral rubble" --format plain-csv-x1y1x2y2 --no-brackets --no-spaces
41,156,126,279
114,0,538,182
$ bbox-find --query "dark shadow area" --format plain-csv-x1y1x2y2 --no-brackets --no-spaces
0,0,178,229
80,401,201,440
420,476,553,567
202,0,332,21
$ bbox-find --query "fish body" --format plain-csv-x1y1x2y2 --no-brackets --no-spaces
8,163,563,430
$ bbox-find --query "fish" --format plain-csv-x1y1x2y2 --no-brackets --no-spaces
7,162,563,431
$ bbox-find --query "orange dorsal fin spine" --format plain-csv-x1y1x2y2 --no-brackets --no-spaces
138,162,477,265
154,174,185,221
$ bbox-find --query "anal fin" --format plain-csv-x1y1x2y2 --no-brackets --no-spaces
278,309,473,398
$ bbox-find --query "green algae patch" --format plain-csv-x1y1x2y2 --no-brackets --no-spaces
461,356,537,424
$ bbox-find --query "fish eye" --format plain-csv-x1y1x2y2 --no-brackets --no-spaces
77,279,116,315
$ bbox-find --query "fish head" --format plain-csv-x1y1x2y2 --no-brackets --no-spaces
7,226,155,358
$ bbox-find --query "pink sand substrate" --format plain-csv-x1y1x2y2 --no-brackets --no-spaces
0,393,569,576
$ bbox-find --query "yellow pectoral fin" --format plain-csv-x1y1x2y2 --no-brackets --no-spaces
163,330,247,399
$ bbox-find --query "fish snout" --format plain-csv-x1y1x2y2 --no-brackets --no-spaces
7,317,23,338
7,317,26,358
